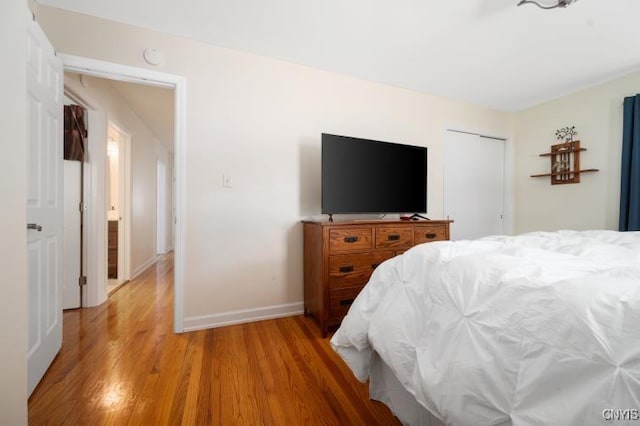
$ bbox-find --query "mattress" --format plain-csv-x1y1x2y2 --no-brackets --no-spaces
331,230,640,425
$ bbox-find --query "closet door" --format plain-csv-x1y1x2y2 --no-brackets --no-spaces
444,131,505,241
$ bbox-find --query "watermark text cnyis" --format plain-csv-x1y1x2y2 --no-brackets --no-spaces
603,409,640,421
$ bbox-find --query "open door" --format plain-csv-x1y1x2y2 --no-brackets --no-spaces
26,14,64,395
62,158,82,309
62,101,86,310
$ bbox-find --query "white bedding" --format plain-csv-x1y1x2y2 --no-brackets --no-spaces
331,230,640,425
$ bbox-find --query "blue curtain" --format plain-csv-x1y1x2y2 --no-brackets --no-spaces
620,94,640,231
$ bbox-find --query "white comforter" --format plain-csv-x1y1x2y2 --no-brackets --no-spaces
331,230,640,425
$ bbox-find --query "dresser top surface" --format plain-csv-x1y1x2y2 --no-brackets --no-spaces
302,219,453,227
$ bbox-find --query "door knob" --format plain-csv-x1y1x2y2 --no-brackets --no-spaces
27,223,43,231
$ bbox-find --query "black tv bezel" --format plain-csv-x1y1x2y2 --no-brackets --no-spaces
321,133,428,215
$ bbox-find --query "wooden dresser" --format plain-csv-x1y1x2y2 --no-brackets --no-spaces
108,220,118,279
303,219,452,336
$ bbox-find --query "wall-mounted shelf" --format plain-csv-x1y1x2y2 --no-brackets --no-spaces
530,140,599,185
538,148,586,157
530,169,599,178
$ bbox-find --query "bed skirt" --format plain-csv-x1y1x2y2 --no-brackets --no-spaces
369,353,445,426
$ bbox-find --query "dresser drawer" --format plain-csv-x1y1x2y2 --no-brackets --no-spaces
414,225,448,244
329,286,363,319
108,221,118,248
304,219,451,337
328,250,395,289
329,228,372,252
375,227,413,248
108,247,118,261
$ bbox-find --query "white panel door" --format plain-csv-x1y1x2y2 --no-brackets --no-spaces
63,160,81,309
26,14,64,396
444,131,505,241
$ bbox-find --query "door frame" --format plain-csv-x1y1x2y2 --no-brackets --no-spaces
62,54,186,333
107,121,132,284
443,128,514,236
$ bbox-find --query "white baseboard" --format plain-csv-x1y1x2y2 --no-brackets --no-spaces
183,302,304,332
130,255,158,280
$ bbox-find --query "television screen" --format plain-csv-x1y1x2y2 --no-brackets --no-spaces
321,133,427,214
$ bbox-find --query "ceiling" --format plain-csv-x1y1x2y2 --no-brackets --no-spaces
108,79,174,151
41,0,640,111
66,72,174,151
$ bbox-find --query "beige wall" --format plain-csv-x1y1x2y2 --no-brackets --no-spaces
64,73,163,275
514,71,640,233
36,6,514,324
156,141,173,253
0,1,28,424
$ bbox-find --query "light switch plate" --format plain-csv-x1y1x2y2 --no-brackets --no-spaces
222,173,232,188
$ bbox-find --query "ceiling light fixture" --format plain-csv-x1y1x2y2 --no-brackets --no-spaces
517,0,578,9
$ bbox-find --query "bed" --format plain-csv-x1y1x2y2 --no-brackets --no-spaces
330,230,640,425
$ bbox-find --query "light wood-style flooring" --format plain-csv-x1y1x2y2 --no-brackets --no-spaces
28,253,400,425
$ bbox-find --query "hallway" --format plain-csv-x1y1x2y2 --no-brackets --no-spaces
28,254,399,425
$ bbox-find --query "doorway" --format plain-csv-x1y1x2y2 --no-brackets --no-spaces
64,73,171,303
107,123,131,294
61,55,185,332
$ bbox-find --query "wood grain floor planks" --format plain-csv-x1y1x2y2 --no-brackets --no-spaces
28,253,400,425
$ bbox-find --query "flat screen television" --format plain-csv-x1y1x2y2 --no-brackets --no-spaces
321,133,427,215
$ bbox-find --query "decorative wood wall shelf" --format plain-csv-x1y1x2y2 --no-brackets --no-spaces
530,169,599,178
530,140,599,185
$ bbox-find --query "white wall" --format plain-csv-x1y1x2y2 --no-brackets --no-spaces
0,1,28,424
36,6,515,327
156,141,173,253
514,71,640,233
169,152,175,251
64,73,164,276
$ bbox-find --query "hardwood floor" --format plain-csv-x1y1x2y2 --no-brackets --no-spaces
28,253,401,425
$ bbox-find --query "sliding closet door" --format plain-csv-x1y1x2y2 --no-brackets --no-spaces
444,130,505,241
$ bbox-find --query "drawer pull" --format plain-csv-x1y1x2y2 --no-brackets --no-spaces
344,236,359,243
339,298,355,306
339,266,354,273
387,234,400,241
425,233,437,239
371,263,380,270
